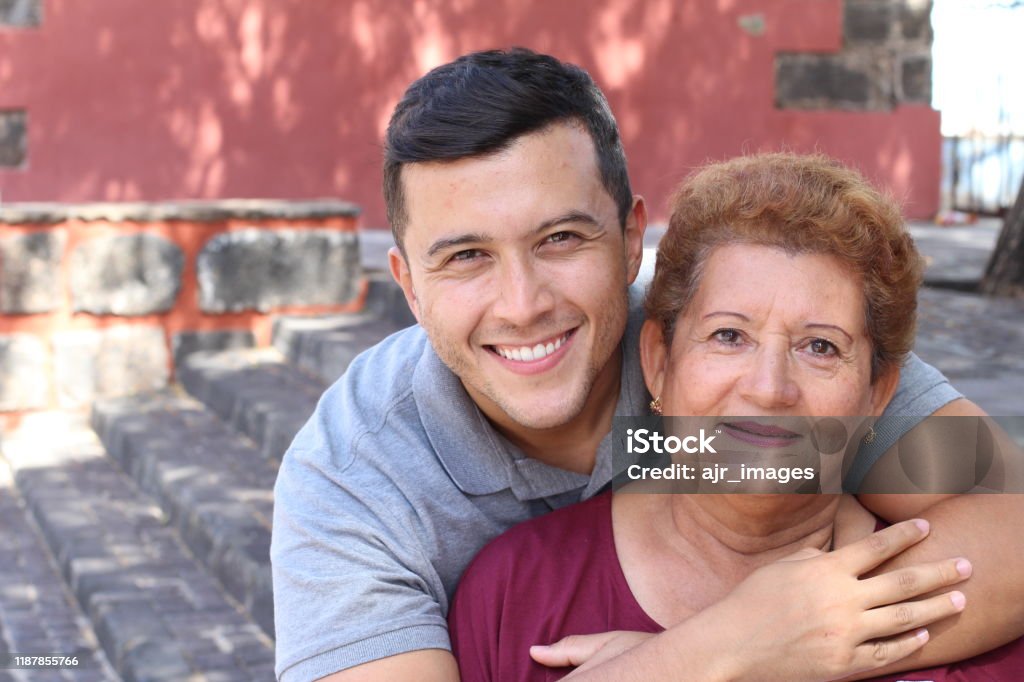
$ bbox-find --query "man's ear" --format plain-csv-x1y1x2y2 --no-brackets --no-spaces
388,246,421,323
624,196,648,284
639,318,668,400
869,366,901,416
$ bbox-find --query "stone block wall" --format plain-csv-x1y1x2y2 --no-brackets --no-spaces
0,200,363,414
776,0,934,110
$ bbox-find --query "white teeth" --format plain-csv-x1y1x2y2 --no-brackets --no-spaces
494,333,569,362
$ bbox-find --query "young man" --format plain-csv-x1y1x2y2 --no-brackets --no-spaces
271,49,1024,681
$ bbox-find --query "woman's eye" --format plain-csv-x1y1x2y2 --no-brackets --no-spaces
807,338,838,356
712,329,742,345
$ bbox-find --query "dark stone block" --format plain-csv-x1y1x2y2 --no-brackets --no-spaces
844,0,893,45
901,55,932,102
0,230,66,313
197,229,359,312
70,234,183,315
121,640,193,682
0,334,48,410
53,326,169,407
776,55,872,108
901,0,933,42
171,330,255,368
0,110,27,167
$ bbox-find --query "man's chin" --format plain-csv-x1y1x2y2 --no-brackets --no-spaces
502,411,575,432
496,399,586,432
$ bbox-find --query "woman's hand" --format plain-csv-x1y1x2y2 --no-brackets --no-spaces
531,631,655,677
531,519,971,681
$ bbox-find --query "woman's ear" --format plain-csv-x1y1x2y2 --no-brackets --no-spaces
640,319,669,400
869,366,901,416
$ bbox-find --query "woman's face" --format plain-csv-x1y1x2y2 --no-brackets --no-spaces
642,243,898,421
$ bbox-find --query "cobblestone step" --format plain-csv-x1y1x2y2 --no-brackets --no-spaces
178,347,325,461
2,413,275,682
272,311,409,386
0,459,118,682
90,393,277,640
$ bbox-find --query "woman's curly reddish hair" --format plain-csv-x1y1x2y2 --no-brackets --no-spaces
645,152,923,380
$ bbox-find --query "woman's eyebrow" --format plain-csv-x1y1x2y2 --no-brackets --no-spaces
701,311,750,321
805,323,854,343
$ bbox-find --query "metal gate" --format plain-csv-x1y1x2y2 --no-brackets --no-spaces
943,134,1024,216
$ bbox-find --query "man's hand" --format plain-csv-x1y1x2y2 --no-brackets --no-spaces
532,519,970,682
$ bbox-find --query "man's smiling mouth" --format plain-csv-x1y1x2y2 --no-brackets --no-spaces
488,330,575,362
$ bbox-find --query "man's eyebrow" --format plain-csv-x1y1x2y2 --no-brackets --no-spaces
805,323,854,343
426,233,490,258
425,211,601,258
534,210,601,233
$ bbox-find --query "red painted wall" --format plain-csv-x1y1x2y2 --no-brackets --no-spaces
0,0,941,224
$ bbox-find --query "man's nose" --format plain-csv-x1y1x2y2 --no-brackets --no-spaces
738,345,800,410
490,258,555,327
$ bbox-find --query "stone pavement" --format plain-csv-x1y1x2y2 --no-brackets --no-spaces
906,219,1024,416
0,223,1019,681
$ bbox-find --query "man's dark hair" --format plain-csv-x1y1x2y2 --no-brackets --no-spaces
383,48,632,250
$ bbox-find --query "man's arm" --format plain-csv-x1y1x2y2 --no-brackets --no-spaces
531,520,970,681
856,398,1024,675
271,400,452,681
315,651,458,682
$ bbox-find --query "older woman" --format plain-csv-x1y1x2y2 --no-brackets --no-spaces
448,153,1024,681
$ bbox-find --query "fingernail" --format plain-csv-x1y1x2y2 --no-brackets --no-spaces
530,645,546,653
914,519,930,534
956,558,972,577
916,628,930,642
950,591,966,610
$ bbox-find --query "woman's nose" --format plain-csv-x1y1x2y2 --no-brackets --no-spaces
738,345,800,410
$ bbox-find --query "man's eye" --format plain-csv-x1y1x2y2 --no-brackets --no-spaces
712,329,742,345
546,231,578,244
449,249,484,263
807,338,838,356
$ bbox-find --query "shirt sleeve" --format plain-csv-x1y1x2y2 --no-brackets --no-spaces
271,422,450,681
844,351,963,492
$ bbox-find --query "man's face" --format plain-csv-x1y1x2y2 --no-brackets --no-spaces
390,122,645,432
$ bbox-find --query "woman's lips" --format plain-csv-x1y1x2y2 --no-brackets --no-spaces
720,421,803,448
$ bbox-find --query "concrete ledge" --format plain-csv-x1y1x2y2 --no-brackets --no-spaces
0,198,360,225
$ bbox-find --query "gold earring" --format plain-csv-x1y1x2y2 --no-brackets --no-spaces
649,396,663,416
862,426,876,444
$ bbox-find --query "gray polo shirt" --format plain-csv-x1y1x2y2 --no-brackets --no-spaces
271,289,960,681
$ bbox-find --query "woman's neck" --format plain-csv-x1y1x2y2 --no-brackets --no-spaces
612,494,868,627
668,494,840,560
